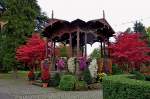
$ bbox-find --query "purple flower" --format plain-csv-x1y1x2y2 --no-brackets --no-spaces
78,57,87,70
56,58,65,70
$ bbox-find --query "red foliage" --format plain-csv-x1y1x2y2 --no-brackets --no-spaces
41,70,50,82
28,70,35,78
16,33,46,66
109,33,150,70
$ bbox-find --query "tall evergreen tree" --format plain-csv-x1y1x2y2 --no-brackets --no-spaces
133,21,146,35
0,0,48,77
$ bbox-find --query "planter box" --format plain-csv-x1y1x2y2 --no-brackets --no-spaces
88,83,101,90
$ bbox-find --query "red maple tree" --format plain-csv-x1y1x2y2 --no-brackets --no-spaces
109,33,150,71
16,33,46,67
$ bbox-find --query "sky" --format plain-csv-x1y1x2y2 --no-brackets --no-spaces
37,0,150,55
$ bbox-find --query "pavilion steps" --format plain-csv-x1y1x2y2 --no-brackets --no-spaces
32,71,58,87
32,80,43,87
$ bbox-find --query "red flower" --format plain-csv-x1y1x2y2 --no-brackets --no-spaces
28,71,35,78
41,70,50,82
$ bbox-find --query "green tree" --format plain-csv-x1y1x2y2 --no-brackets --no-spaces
146,27,150,40
133,21,146,35
124,27,132,33
90,48,101,59
0,0,47,78
146,27,150,46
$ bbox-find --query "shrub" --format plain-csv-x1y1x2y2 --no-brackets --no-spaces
83,68,92,85
145,75,150,81
75,81,87,91
112,64,123,75
59,75,76,91
51,73,60,87
132,71,145,80
102,75,150,99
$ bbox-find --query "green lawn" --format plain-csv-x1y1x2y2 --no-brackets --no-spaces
0,71,28,79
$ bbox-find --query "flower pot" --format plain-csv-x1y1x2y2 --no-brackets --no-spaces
42,83,48,88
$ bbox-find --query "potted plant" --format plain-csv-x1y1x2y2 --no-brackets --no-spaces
41,70,50,88
28,70,35,84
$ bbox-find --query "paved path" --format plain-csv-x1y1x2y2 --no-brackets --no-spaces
0,79,103,99
0,93,14,99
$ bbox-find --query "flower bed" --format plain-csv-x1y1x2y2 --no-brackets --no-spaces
102,74,150,99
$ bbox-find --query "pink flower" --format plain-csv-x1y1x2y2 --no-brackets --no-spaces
56,58,65,70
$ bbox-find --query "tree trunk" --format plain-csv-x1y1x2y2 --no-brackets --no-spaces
12,66,18,79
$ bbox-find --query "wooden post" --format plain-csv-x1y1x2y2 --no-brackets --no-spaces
53,41,56,70
69,33,72,57
103,39,106,58
100,41,103,58
51,40,55,71
107,37,110,57
77,28,80,57
84,33,87,58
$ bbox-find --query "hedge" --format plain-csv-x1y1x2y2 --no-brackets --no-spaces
59,75,77,91
102,74,150,99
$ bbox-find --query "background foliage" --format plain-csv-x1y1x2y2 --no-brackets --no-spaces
0,0,48,72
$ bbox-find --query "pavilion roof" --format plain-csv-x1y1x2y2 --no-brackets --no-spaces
42,18,115,46
43,18,115,38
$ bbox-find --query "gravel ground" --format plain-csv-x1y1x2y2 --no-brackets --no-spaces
0,79,103,99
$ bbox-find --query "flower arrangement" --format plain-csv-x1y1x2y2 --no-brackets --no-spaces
88,59,98,78
28,70,35,81
68,57,76,73
56,58,65,70
78,57,87,71
41,70,50,83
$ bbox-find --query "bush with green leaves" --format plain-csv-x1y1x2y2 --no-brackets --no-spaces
145,75,150,81
102,75,150,99
112,64,123,75
83,68,92,85
59,75,77,91
51,73,61,87
131,70,145,80
75,81,87,91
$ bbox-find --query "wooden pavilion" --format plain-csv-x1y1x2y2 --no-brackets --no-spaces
42,11,115,72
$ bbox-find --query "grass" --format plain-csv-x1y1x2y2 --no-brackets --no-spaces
0,71,28,79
